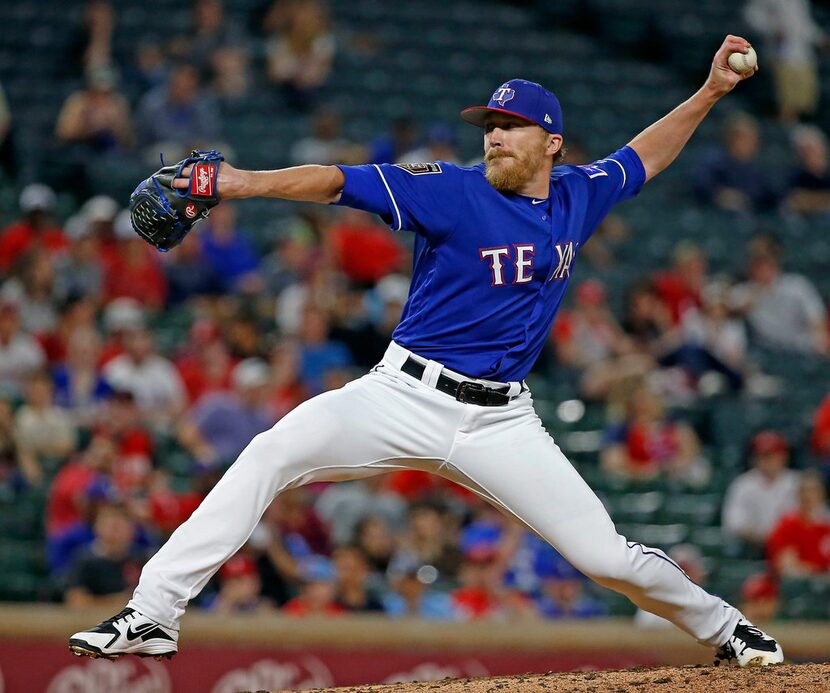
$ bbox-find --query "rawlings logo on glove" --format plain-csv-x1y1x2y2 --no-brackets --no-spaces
129,149,224,251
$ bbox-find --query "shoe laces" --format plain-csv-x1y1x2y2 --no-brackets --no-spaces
103,608,135,627
735,622,771,644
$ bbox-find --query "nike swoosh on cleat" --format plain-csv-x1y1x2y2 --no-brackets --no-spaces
125,623,160,641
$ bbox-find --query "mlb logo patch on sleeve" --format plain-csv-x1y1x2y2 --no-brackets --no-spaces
393,163,443,175
577,164,608,180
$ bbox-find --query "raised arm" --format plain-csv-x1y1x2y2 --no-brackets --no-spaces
173,163,345,204
627,35,757,183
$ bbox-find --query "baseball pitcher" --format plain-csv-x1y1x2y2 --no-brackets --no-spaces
70,36,783,668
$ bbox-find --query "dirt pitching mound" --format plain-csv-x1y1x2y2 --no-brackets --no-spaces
270,662,829,693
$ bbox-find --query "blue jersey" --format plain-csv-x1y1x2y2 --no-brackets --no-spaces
336,146,646,381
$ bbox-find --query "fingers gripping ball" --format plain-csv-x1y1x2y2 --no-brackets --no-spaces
129,149,223,251
728,46,757,74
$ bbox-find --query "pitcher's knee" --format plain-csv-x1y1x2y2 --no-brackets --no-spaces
573,538,639,590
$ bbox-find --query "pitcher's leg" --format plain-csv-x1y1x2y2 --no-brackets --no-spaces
129,372,455,628
447,400,739,648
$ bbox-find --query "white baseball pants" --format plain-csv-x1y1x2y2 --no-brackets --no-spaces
130,341,739,648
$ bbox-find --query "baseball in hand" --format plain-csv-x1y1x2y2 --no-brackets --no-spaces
728,46,757,74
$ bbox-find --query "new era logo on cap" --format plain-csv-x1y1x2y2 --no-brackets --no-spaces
459,78,564,135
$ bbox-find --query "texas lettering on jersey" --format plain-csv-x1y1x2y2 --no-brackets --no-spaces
479,241,576,285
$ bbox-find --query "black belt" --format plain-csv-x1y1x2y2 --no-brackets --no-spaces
400,356,520,406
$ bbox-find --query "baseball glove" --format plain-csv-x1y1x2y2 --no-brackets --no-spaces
129,149,224,251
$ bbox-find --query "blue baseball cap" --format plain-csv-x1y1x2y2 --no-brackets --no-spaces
460,78,563,135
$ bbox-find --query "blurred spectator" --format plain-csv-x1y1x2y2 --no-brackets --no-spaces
383,552,458,619
451,542,536,621
0,397,38,489
209,552,272,614
80,195,120,270
102,327,187,429
268,337,310,418
175,319,234,404
104,209,168,309
128,40,169,96
329,209,405,284
210,46,252,103
621,279,674,355
55,66,133,154
552,279,648,400
265,0,335,110
282,555,345,616
0,184,67,273
0,295,47,396
14,370,77,469
372,274,410,341
46,433,118,571
100,298,146,365
95,390,155,498
53,219,105,303
136,63,221,160
332,544,384,612
148,473,207,545
722,430,800,549
391,502,463,587
536,562,606,619
681,280,748,374
0,81,15,180
178,358,274,469
290,110,366,165
812,393,830,485
261,218,319,298
398,124,460,165
198,203,263,293
739,572,780,623
64,503,145,608
225,310,267,360
785,124,830,217
730,236,828,354
2,249,59,334
38,293,98,366
745,0,826,123
176,0,246,72
52,326,113,426
693,113,778,213
328,284,388,369
248,501,300,605
297,305,353,394
580,213,630,269
652,242,707,326
270,488,330,557
354,515,395,574
634,545,706,628
315,476,407,546
767,471,830,576
601,384,709,486
69,1,117,74
368,118,419,165
162,234,219,304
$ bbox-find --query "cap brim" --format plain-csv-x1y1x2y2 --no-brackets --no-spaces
459,106,537,128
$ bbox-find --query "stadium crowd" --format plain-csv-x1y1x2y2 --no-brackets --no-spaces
0,0,828,625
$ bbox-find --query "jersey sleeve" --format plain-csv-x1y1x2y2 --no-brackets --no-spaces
335,162,462,244
571,145,646,244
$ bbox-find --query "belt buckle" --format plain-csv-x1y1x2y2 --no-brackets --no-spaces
456,381,485,403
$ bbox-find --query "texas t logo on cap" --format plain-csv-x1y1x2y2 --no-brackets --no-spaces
492,84,516,107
